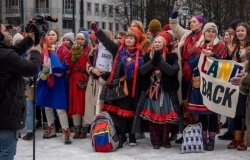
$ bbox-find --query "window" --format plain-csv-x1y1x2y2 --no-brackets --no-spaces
94,3,99,15
132,8,137,16
63,19,73,29
63,0,74,14
36,0,49,8
109,23,113,32
87,2,91,15
115,23,119,32
124,6,128,16
102,4,106,15
102,22,106,29
109,5,113,16
5,0,19,13
35,0,49,13
115,6,119,15
6,17,21,26
87,21,91,29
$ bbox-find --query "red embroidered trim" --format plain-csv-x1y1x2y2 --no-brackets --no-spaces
187,105,209,111
140,109,179,124
102,104,135,118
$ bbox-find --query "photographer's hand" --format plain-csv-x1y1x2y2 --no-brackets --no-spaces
25,21,41,46
28,33,36,42
30,44,41,53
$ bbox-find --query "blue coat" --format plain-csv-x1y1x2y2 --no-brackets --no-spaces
36,50,69,109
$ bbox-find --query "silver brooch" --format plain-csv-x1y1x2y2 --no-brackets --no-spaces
127,57,132,62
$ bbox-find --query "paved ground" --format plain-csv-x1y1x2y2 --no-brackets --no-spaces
16,129,250,160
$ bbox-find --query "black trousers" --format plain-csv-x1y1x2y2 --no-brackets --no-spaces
199,114,218,133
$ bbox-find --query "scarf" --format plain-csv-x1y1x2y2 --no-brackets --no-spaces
182,32,202,59
57,44,71,64
109,45,143,97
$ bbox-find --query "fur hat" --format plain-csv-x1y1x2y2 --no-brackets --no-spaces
148,19,162,35
202,22,218,35
13,33,24,45
62,32,74,43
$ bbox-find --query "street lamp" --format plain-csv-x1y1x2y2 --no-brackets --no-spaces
72,0,75,34
182,6,189,29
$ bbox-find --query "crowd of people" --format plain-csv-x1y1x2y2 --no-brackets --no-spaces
1,3,250,160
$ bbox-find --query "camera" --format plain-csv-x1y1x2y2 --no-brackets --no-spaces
25,15,58,45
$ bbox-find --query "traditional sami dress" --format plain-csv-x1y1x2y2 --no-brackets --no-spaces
36,46,69,109
68,46,91,116
187,41,227,114
102,47,144,119
140,52,179,124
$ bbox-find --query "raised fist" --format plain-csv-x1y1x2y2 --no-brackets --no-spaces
173,0,181,11
90,22,99,32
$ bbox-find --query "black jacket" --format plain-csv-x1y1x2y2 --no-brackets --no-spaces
139,52,179,92
0,36,41,130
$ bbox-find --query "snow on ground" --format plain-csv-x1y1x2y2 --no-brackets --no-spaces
16,129,250,160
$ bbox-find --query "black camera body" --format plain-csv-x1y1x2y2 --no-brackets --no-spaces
25,15,58,45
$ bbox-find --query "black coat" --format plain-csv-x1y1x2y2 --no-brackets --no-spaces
139,52,179,92
0,36,41,130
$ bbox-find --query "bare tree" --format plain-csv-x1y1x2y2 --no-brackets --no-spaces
146,0,175,27
184,0,250,33
108,0,147,30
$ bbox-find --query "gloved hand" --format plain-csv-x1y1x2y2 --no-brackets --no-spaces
71,44,82,62
42,65,50,74
40,72,48,80
101,72,110,80
39,65,50,80
173,1,181,11
151,51,161,66
90,22,99,33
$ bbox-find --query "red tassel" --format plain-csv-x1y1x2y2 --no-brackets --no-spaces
47,74,55,87
132,49,139,97
108,45,124,85
163,46,168,53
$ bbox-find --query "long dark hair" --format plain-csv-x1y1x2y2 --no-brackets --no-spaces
232,22,250,62
233,22,250,47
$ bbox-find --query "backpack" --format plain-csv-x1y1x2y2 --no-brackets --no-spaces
90,112,119,152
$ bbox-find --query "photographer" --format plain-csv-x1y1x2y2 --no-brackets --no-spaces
0,21,41,160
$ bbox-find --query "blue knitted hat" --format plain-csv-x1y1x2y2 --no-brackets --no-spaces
79,30,90,44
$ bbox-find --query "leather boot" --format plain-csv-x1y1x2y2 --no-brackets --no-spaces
202,131,208,150
206,138,215,151
228,130,242,149
42,122,48,138
206,132,216,151
237,131,247,151
22,132,34,141
73,126,81,139
43,124,57,139
129,133,136,146
118,134,127,149
78,126,87,139
63,128,72,144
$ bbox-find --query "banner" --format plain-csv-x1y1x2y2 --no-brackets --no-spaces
198,54,244,118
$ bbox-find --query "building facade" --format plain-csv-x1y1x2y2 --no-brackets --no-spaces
0,0,123,34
